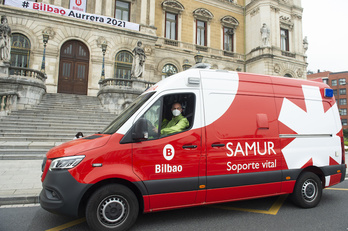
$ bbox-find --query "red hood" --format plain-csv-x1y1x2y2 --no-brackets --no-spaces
46,134,111,159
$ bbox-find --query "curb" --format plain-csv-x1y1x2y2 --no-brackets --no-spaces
0,154,45,160
0,195,40,206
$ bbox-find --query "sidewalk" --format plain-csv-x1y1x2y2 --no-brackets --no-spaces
0,159,42,205
0,155,348,206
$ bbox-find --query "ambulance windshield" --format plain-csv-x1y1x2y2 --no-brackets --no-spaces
101,92,155,134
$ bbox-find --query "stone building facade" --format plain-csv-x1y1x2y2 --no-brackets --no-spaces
2,0,307,103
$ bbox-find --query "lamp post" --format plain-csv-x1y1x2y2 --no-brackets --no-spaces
41,31,49,73
101,41,107,80
194,52,203,64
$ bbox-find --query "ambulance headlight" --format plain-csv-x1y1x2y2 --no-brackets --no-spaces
49,155,85,170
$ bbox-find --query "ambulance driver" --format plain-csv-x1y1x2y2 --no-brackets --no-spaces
161,102,189,135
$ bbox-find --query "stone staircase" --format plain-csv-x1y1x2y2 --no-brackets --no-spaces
0,93,117,160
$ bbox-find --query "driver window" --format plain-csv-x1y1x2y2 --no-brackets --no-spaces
131,92,195,142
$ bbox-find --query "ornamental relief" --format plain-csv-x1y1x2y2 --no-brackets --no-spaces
273,63,304,79
162,0,185,14
279,15,294,30
221,16,239,29
250,7,260,17
193,8,214,21
270,6,280,12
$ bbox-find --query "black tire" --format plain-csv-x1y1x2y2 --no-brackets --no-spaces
86,184,139,231
290,172,322,208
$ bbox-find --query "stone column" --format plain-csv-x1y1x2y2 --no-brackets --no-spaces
95,1,102,15
140,0,147,25
149,0,155,26
105,0,113,17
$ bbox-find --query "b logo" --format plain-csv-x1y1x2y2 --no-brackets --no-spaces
75,0,82,6
163,144,175,161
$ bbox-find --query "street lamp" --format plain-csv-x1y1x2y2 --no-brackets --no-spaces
100,41,107,80
194,52,203,64
41,31,49,73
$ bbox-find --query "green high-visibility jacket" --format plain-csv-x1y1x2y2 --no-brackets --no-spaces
160,114,189,135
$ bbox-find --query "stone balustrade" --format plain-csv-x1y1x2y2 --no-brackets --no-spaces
0,66,47,113
0,92,19,116
10,66,47,82
156,37,245,65
98,78,155,89
98,77,156,114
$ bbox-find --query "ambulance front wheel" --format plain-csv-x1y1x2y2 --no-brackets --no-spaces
86,184,139,231
291,172,322,208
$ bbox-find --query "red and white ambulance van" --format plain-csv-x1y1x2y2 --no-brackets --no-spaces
40,67,346,231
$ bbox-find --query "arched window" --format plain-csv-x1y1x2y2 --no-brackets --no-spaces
11,33,31,68
162,64,178,79
284,73,292,78
114,50,133,79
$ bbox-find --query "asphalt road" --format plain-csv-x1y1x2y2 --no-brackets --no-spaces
1,180,348,231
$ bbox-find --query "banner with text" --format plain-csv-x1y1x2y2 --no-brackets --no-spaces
5,0,140,31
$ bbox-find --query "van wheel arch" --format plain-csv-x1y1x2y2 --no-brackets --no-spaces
79,179,144,216
290,171,323,208
297,167,325,188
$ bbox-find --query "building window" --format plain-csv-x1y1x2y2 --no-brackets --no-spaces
115,1,130,21
114,51,133,79
10,33,31,69
193,8,213,48
323,78,329,84
280,28,289,51
162,64,178,79
333,89,337,96
223,27,234,52
340,109,347,116
332,79,337,86
339,89,346,95
339,78,346,85
339,99,347,105
342,119,347,126
165,12,177,40
196,20,206,46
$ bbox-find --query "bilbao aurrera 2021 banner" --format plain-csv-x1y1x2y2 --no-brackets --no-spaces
5,0,140,31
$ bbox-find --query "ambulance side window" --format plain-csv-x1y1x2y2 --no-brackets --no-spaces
125,93,195,143
160,93,195,137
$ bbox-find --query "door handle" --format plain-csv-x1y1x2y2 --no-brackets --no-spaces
211,143,225,147
182,145,197,149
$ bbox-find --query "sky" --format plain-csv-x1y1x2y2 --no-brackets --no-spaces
302,0,348,73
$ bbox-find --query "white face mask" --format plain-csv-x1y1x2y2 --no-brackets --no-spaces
172,109,181,117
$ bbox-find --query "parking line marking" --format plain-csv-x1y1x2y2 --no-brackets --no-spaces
208,195,288,215
325,188,348,191
45,218,86,231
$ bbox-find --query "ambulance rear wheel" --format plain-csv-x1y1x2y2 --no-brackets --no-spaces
86,184,139,231
291,172,322,208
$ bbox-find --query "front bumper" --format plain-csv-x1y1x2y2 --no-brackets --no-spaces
40,170,91,217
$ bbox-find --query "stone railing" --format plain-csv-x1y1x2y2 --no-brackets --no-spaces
0,92,19,116
0,66,47,112
98,78,156,114
98,78,156,90
10,66,47,82
155,38,245,62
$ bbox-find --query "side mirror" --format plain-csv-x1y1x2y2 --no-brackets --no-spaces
132,118,149,141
